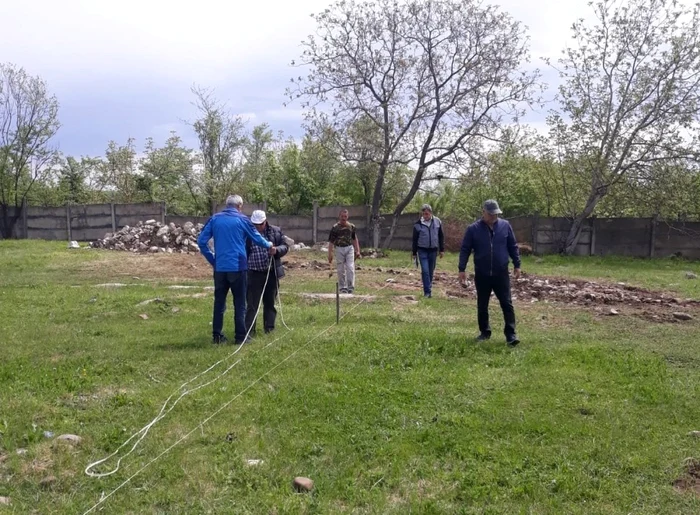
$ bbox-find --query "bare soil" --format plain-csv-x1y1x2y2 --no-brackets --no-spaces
673,458,700,496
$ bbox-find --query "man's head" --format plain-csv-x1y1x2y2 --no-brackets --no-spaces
482,199,502,224
226,194,243,210
250,210,267,233
339,209,349,225
421,203,433,220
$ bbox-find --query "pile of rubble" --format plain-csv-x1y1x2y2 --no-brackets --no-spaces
90,220,204,254
437,272,699,308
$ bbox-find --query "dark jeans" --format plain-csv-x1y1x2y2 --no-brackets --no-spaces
213,271,248,342
475,273,516,338
245,270,278,335
417,248,438,296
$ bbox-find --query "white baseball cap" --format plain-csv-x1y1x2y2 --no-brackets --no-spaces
250,210,267,224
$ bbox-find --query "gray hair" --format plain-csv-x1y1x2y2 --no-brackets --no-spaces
226,195,243,208
421,204,432,212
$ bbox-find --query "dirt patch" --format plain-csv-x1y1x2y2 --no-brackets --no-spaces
673,458,700,496
79,252,210,281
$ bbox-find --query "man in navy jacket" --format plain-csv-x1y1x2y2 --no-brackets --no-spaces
458,199,521,346
197,195,272,345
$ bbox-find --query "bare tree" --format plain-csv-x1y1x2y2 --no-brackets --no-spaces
0,63,60,238
547,0,700,254
289,0,539,247
190,85,247,214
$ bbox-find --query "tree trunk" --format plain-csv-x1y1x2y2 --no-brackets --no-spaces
562,189,606,255
0,204,20,239
369,162,388,249
381,165,425,249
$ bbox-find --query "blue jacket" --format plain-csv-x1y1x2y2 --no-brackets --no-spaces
458,218,521,276
197,208,272,272
412,216,445,254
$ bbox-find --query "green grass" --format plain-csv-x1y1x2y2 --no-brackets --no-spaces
0,240,699,514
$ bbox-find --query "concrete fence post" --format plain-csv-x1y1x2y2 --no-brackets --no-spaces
21,198,28,239
110,203,117,233
65,203,72,241
312,201,319,245
531,213,540,255
649,214,658,258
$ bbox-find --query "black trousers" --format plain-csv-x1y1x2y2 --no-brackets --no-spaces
245,270,278,334
213,271,247,342
475,273,516,338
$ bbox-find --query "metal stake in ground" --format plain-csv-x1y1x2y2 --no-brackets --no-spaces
336,282,340,323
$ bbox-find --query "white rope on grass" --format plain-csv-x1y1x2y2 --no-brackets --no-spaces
83,258,413,514
85,257,281,478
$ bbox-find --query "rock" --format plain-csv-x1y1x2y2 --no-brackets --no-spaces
686,272,698,279
246,459,264,466
293,476,314,492
149,246,159,253
43,431,54,438
39,476,57,489
145,219,157,225
139,314,149,320
0,496,10,506
673,312,693,321
688,431,700,438
609,309,619,316
156,226,170,237
16,448,27,455
171,307,180,313
68,240,80,249
137,298,164,306
385,278,396,283
56,434,82,444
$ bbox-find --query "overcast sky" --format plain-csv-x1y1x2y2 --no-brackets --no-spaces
1,0,687,157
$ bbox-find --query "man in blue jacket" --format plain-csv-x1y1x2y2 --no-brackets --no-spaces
412,204,444,297
197,195,273,345
458,199,521,346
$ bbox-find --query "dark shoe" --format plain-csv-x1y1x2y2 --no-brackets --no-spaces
424,292,431,298
507,335,520,347
264,327,274,334
234,336,254,345
212,334,228,344
476,333,490,342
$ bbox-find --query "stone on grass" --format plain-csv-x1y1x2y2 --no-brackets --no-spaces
57,434,82,444
688,431,700,438
686,272,698,279
609,309,619,316
139,314,149,320
673,312,693,321
293,476,314,492
246,459,264,466
39,476,57,489
0,496,10,506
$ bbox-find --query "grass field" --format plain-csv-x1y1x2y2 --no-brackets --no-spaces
1,240,699,514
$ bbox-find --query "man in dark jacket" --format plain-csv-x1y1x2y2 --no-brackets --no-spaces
458,199,522,346
197,195,273,345
245,210,289,336
412,204,444,297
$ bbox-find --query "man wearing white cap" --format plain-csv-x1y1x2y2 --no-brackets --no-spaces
245,210,289,336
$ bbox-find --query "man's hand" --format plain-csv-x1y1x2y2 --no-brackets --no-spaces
328,254,333,264
514,268,521,280
269,246,277,256
439,252,444,259
459,271,467,285
355,251,361,259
